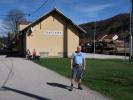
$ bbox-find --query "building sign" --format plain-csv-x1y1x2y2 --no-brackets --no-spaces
44,31,63,35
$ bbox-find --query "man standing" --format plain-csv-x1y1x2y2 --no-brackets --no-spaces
70,46,86,91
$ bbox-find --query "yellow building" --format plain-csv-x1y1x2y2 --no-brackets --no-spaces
18,8,86,57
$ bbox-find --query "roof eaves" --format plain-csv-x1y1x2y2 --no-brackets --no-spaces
20,8,86,34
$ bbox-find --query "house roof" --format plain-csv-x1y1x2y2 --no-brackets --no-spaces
104,34,115,39
20,8,86,34
96,34,119,41
17,21,31,25
96,34,107,40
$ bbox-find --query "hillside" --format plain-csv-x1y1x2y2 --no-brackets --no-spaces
79,13,130,44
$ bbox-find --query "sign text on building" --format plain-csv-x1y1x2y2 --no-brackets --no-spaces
44,31,63,35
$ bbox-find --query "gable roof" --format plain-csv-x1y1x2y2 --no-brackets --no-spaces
20,8,86,34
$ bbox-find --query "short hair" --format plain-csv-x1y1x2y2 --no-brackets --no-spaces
77,45,81,49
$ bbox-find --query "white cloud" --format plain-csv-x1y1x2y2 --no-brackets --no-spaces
0,19,8,36
68,3,115,19
74,4,114,13
60,1,114,13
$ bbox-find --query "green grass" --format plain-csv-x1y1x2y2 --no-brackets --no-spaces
34,58,133,100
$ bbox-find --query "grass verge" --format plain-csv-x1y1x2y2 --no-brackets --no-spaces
34,58,133,100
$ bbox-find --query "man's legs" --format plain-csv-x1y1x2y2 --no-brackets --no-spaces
70,66,83,90
70,67,77,91
77,67,83,90
70,79,74,91
71,75,83,90
78,78,83,90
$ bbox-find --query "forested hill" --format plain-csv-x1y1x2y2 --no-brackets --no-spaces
79,13,130,42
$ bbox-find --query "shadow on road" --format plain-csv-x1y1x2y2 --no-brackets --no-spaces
1,86,50,100
46,82,72,91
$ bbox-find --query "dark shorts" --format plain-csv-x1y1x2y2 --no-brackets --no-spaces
72,65,83,79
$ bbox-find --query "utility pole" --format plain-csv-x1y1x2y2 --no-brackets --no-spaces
94,21,96,55
129,0,133,61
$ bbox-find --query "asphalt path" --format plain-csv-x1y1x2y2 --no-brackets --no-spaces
0,56,111,100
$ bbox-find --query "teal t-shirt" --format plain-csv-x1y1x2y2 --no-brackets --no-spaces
72,52,85,64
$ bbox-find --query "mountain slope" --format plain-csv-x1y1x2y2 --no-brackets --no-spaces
79,13,130,44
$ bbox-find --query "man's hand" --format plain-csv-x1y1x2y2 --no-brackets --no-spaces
83,67,85,70
71,59,73,70
71,66,73,70
83,59,86,71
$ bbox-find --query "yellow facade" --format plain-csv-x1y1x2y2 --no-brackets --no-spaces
18,9,85,57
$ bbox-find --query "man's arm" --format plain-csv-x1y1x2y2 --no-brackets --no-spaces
71,59,73,69
71,52,75,69
83,58,86,70
83,53,86,70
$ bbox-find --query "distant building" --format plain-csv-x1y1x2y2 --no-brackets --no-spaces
96,34,119,42
17,8,86,57
17,21,31,31
96,34,129,54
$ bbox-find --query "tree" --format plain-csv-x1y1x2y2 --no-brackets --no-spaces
4,9,27,36
7,32,13,43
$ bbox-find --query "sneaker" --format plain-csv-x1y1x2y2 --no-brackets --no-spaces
69,84,73,91
78,85,83,90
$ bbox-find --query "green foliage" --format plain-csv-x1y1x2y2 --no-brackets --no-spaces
35,58,71,78
8,32,14,42
0,42,3,48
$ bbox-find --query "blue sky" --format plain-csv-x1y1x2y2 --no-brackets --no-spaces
0,0,131,36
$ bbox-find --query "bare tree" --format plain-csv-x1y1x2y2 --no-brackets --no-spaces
4,9,27,36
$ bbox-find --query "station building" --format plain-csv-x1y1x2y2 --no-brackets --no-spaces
17,8,86,57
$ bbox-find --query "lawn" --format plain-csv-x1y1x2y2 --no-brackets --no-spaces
34,58,133,100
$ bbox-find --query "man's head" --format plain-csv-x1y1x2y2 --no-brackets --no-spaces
77,45,82,53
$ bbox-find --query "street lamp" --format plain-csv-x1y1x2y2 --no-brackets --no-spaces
129,0,133,61
94,21,96,55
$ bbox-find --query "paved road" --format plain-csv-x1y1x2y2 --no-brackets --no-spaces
85,53,128,59
0,56,111,100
